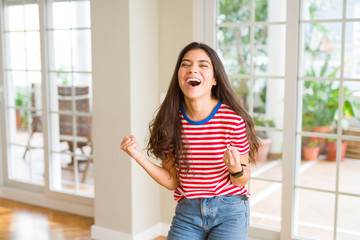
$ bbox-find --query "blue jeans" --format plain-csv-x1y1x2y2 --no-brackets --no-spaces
167,195,250,240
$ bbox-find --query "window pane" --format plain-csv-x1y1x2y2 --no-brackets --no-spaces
24,4,39,30
299,136,336,191
51,152,76,194
301,0,343,20
50,151,94,196
8,145,44,186
218,26,251,75
218,0,251,24
229,77,249,110
346,0,360,19
50,30,72,71
301,80,340,131
339,140,360,195
72,29,92,72
77,157,94,196
73,72,92,88
71,1,91,28
26,32,41,70
294,189,335,240
254,25,286,76
50,1,71,29
344,22,360,79
253,78,284,129
300,23,342,78
7,32,26,70
342,81,360,135
337,195,360,240
249,179,282,230
257,0,286,22
49,0,91,29
7,5,24,31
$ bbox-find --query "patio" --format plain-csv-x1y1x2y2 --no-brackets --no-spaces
250,154,360,240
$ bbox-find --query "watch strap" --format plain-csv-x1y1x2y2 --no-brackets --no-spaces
229,164,247,178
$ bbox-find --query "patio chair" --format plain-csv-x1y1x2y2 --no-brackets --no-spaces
58,86,93,182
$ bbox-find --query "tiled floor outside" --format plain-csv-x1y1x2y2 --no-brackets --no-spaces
250,155,360,240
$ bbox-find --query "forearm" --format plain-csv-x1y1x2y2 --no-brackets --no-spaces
121,135,179,190
135,155,179,190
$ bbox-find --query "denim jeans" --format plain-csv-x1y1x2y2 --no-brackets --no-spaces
167,195,250,240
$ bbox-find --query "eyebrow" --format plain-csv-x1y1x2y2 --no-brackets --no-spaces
181,59,211,64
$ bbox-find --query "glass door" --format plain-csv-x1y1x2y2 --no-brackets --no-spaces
217,0,287,231
295,0,360,239
3,0,45,187
1,0,94,199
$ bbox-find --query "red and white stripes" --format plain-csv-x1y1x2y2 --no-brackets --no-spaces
174,103,250,202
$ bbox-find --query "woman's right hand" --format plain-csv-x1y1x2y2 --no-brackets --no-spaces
120,135,143,161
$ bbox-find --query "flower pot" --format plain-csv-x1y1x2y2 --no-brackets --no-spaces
16,109,26,129
303,146,320,161
255,138,272,162
313,125,333,154
327,142,347,162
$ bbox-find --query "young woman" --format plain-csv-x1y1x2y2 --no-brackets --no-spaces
121,42,259,239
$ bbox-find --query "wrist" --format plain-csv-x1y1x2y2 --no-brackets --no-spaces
229,164,247,178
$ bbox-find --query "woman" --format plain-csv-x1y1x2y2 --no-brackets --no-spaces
121,42,259,239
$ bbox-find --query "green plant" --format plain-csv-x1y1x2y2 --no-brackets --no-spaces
302,58,357,129
15,88,29,128
57,66,70,85
303,137,320,148
253,114,275,138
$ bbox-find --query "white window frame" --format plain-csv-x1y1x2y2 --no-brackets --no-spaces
203,1,360,240
0,0,93,215
199,0,298,239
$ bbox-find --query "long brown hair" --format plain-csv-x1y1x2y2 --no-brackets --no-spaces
147,42,259,170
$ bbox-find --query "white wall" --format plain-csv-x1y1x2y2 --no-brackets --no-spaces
129,0,161,235
91,0,186,238
158,0,194,224
91,0,133,235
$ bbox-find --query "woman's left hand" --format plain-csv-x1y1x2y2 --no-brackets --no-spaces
223,146,243,174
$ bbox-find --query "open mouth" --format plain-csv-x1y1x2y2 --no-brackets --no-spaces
186,78,201,87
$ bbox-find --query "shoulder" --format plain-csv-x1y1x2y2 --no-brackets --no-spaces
217,103,245,125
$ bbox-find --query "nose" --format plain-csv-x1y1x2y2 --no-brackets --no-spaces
189,68,198,74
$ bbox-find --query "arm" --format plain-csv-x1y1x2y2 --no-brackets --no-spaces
120,135,179,190
223,148,250,187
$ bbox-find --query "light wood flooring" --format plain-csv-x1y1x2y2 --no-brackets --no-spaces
0,198,167,240
0,198,94,240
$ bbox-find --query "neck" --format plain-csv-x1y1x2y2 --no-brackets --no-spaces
183,97,219,122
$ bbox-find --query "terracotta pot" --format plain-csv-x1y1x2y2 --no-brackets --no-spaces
16,109,26,129
327,142,347,161
313,125,333,154
303,146,320,161
255,138,272,162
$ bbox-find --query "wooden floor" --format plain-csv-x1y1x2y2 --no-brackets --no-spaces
0,198,94,240
0,198,168,240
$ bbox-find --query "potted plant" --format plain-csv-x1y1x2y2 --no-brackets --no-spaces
15,88,28,129
302,61,357,154
302,137,320,161
253,114,275,162
327,138,347,162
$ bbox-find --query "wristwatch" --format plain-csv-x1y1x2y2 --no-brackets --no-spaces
229,164,247,178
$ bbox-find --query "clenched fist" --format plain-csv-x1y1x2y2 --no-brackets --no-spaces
120,135,143,161
223,146,243,174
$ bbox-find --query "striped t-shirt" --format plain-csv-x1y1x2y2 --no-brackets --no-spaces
173,101,250,202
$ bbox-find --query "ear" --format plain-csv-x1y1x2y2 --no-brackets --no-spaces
212,78,217,86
